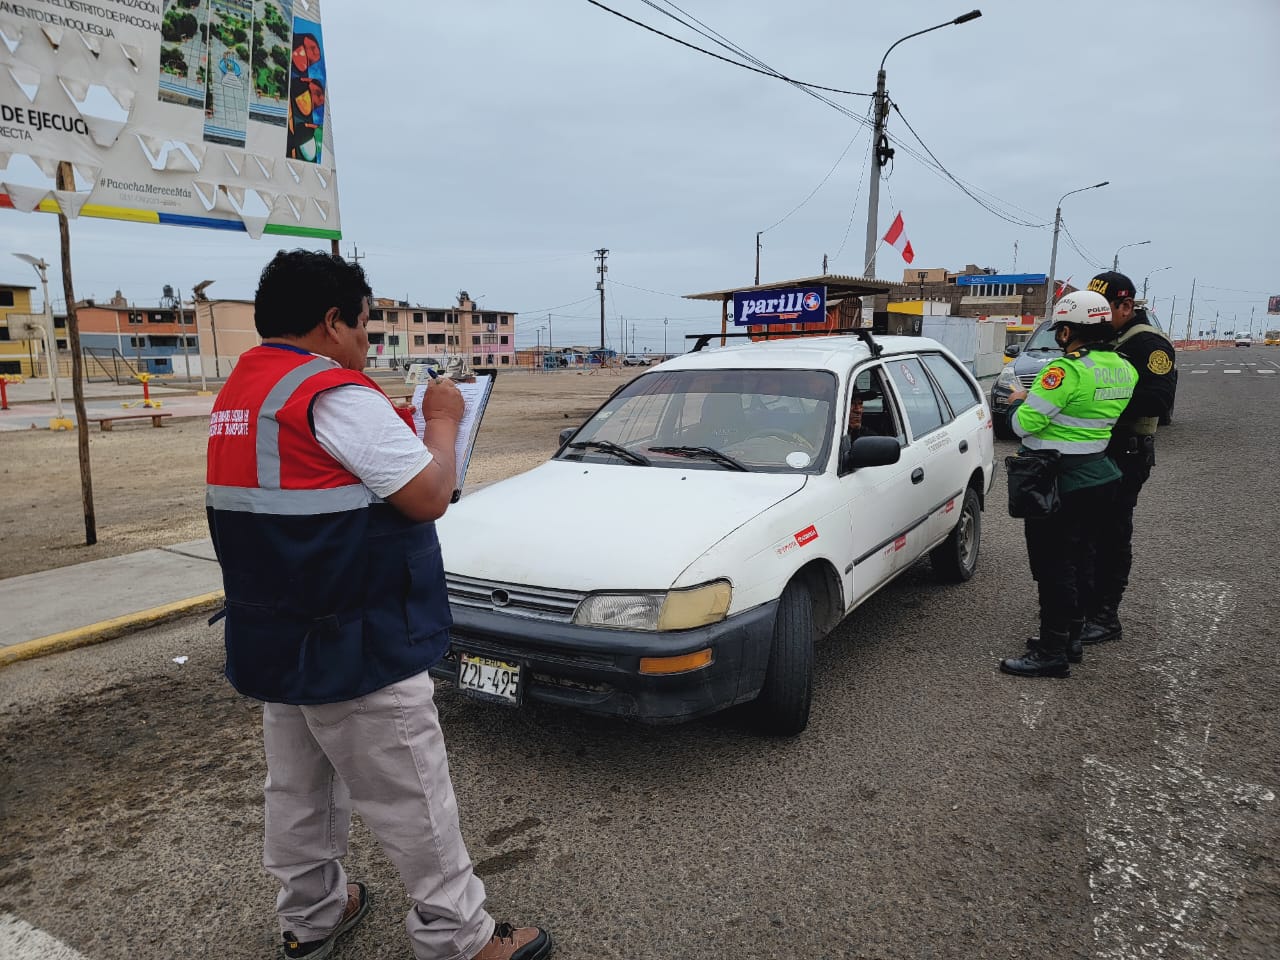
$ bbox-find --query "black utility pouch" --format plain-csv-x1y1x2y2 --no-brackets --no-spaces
1141,435,1156,467
1005,450,1062,519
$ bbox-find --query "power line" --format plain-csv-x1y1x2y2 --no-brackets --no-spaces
761,129,866,234
1058,219,1106,271
584,0,871,96
888,102,1047,228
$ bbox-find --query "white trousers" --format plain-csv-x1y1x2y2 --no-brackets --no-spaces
262,670,495,960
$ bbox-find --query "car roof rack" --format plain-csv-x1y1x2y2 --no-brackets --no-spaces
686,327,876,353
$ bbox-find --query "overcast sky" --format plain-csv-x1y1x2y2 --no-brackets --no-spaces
5,0,1278,350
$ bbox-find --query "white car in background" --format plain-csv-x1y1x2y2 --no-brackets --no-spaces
434,333,995,735
1235,335,1253,347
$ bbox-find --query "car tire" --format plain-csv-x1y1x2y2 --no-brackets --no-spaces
751,579,814,737
931,486,982,583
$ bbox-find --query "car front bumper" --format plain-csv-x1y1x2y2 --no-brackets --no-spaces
430,600,779,724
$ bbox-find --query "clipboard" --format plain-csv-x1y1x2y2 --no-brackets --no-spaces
410,373,495,502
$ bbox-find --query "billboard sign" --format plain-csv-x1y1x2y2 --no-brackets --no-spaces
1269,295,1280,315
0,0,339,239
955,273,1047,286
733,285,826,326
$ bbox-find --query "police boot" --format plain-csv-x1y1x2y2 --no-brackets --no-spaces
1079,603,1121,646
1024,619,1083,664
1001,631,1071,678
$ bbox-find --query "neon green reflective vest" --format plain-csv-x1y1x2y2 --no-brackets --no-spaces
1013,348,1137,455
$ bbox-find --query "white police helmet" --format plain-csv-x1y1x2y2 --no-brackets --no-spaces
1050,290,1112,331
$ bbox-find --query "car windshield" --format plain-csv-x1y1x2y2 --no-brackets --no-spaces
556,368,838,473
1023,322,1061,351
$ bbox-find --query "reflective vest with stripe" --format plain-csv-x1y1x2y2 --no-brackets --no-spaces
1012,348,1137,455
206,344,451,705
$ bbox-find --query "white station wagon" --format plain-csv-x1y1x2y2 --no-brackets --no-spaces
433,332,995,734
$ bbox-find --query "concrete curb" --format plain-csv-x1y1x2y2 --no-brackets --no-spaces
0,591,224,669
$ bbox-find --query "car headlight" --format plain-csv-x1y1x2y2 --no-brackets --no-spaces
572,580,732,631
995,366,1018,389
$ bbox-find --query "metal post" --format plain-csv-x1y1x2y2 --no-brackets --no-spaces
176,287,193,381
664,317,668,357
755,231,762,285
1043,206,1062,319
39,269,64,419
1183,278,1196,344
210,301,221,378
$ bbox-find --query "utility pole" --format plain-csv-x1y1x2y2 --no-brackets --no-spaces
547,313,553,360
863,67,892,279
755,232,762,285
822,253,828,276
1183,278,1196,344
862,11,983,279
663,318,668,357
595,248,608,350
347,244,364,265
1044,181,1109,318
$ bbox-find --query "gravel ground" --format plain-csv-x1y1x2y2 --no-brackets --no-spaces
0,369,640,578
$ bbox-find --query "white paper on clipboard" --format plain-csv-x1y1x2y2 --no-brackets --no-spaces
410,374,494,496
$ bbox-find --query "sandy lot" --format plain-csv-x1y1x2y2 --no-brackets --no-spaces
0,368,642,578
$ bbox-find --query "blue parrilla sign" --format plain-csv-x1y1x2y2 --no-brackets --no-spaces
732,285,826,326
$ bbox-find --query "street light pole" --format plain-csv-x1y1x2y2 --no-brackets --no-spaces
1112,240,1150,271
863,10,982,279
190,277,213,386
13,254,64,420
1141,266,1171,301
1043,181,1109,318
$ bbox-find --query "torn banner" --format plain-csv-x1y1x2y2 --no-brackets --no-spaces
0,0,340,240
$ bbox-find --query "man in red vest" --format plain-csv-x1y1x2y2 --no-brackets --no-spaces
207,250,551,960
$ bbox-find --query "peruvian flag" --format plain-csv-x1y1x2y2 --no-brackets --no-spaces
1055,276,1073,299
883,212,914,264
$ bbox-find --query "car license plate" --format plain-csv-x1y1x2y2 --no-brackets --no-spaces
457,653,522,705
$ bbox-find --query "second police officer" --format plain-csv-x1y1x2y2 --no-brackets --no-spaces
1077,271,1178,646
999,291,1138,678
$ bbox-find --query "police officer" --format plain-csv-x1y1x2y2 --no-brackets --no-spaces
1077,271,1177,646
999,291,1137,677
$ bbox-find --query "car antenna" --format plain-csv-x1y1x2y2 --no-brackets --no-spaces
855,329,883,358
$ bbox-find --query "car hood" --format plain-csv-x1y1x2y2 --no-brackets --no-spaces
437,460,807,590
1013,349,1061,375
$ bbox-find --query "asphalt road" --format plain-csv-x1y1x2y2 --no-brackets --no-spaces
2,347,1277,960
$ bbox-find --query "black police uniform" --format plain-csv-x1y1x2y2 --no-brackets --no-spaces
1079,302,1177,644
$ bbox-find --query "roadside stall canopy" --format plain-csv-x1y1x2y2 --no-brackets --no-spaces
685,275,902,346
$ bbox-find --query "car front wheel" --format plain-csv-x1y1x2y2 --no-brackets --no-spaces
751,579,814,736
931,486,982,582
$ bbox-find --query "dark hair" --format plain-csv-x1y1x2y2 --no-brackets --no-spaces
1065,323,1115,346
254,249,371,338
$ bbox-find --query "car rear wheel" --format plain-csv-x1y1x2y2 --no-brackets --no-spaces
931,486,982,583
751,579,814,736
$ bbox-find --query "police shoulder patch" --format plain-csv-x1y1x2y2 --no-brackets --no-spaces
1040,366,1066,390
1147,350,1173,374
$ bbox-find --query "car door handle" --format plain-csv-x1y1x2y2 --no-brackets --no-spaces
911,467,924,484
959,440,969,453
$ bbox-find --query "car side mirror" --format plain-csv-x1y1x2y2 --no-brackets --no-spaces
1004,344,1021,358
840,435,901,471
558,427,575,446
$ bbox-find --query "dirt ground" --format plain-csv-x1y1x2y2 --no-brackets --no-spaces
0,368,642,579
